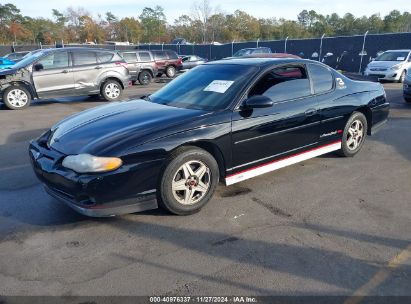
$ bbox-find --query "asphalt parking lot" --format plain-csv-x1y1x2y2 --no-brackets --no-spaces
0,80,410,297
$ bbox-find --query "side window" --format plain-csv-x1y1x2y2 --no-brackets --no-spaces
72,51,97,66
122,53,137,63
97,52,114,63
249,65,311,103
138,52,151,61
166,51,178,59
153,52,167,60
308,64,334,94
36,52,69,70
182,57,189,62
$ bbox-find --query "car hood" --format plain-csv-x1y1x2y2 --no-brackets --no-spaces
48,100,207,156
0,68,17,75
367,61,404,69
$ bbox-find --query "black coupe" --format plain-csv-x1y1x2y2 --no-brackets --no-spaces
29,58,389,216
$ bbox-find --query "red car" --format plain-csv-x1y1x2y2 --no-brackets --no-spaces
151,50,183,78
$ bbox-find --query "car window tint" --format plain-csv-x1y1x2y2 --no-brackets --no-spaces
97,52,114,63
309,64,333,94
249,65,311,102
122,53,137,63
36,51,69,70
73,51,97,66
166,51,178,59
153,52,167,60
138,52,151,61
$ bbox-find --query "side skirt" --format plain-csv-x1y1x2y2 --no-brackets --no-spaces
225,140,342,186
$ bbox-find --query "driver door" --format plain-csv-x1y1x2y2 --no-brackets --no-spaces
32,51,74,99
229,64,321,178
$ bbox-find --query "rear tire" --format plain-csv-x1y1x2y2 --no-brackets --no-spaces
138,70,152,85
337,112,367,157
101,80,123,101
158,147,219,215
165,66,176,78
3,85,31,110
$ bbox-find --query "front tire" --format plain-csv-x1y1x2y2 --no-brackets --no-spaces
138,70,152,85
3,85,31,110
165,66,176,78
101,80,123,101
399,70,406,83
337,112,367,157
158,147,219,215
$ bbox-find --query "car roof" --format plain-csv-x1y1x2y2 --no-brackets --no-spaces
209,58,320,67
38,47,117,53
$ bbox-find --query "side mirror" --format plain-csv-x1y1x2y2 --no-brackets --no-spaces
243,95,273,109
34,63,44,71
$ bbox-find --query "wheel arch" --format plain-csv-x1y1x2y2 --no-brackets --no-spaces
100,76,125,90
3,81,36,99
355,106,372,135
174,141,227,179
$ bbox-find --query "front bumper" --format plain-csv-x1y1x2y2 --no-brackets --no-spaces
29,141,162,217
364,70,401,81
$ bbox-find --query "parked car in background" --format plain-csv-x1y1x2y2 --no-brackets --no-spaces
404,69,411,103
29,58,389,216
151,50,182,78
3,51,30,62
120,50,158,85
239,53,301,59
0,57,15,69
364,49,411,83
180,55,207,70
171,38,191,45
0,47,130,110
232,47,272,57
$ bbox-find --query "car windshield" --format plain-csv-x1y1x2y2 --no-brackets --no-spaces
149,64,258,111
10,51,47,69
375,51,409,62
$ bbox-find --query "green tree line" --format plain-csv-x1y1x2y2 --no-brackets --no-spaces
1,2,411,45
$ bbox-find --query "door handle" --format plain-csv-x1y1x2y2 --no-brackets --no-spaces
95,66,103,69
305,108,317,116
62,70,69,74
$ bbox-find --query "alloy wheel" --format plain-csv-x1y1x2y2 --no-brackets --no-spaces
7,89,29,108
347,119,364,150
171,160,211,205
105,83,120,99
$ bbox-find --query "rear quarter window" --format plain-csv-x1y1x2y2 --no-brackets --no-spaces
308,64,334,94
166,51,178,59
153,52,167,60
97,52,115,63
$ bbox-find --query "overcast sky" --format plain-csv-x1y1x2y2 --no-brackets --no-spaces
11,0,406,22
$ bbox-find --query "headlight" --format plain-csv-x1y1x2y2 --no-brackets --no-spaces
62,154,122,173
390,64,402,71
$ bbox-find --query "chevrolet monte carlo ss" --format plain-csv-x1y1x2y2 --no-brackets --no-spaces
29,58,389,216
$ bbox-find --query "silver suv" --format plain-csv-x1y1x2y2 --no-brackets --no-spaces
0,47,131,110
